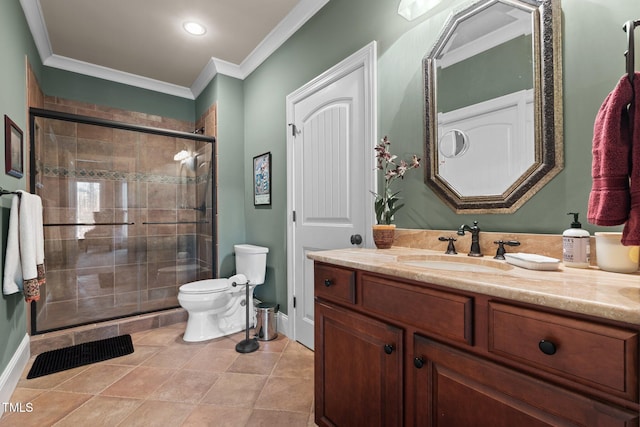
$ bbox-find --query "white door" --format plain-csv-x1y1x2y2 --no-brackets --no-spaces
286,42,377,349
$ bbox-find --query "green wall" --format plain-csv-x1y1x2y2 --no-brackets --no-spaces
242,0,640,314
381,0,639,233
242,0,416,311
0,0,41,379
43,68,195,122
196,74,247,279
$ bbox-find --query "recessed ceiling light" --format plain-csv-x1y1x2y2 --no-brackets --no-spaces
183,21,206,36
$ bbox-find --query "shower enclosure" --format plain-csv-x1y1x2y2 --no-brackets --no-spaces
29,108,216,334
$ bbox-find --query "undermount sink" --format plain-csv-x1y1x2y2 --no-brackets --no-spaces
397,254,513,273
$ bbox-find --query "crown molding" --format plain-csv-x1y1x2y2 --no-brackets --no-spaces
237,0,330,80
44,54,196,99
20,0,329,100
189,57,244,98
190,0,329,97
20,0,52,58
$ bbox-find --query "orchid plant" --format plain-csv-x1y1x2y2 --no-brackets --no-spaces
372,136,421,225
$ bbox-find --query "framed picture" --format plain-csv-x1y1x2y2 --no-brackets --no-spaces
4,115,23,178
253,152,271,206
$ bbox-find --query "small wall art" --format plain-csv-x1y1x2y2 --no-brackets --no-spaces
253,152,271,206
4,115,23,178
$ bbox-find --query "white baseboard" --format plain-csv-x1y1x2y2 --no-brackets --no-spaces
278,312,290,339
0,334,30,418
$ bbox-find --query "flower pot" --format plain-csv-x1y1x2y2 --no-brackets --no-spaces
372,224,396,249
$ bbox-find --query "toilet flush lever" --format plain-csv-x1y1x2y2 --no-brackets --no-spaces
230,274,249,287
232,280,251,287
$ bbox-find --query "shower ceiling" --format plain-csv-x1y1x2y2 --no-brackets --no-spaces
20,0,328,99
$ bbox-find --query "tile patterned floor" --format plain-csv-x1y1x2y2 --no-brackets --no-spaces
1,323,316,426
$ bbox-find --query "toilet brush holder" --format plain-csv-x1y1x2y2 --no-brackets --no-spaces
232,280,259,353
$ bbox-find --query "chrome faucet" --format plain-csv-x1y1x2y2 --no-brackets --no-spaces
457,221,483,257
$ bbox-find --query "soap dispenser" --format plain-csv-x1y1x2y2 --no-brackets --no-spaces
562,212,590,268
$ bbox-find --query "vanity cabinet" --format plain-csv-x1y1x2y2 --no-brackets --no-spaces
315,301,403,427
314,263,403,426
313,261,640,427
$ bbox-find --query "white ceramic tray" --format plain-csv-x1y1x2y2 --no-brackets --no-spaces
504,253,560,271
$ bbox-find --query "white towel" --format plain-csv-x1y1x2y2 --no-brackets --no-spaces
19,191,45,302
3,194,23,296
2,191,46,302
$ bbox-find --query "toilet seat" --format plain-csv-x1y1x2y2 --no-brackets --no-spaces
179,279,229,294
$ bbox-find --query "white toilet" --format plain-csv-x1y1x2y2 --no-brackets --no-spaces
178,244,269,342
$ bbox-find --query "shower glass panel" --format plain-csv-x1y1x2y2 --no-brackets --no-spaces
29,109,216,334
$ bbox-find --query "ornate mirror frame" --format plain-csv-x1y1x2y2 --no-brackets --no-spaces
424,0,563,213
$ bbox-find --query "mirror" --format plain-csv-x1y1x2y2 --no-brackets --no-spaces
424,0,562,213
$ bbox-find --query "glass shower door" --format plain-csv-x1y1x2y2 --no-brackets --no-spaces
30,109,215,334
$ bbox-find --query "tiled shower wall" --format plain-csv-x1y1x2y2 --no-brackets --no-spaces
30,96,216,333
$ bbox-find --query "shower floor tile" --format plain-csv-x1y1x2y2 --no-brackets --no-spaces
1,324,317,427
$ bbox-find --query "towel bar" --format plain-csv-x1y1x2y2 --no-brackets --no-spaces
0,187,20,196
623,19,640,83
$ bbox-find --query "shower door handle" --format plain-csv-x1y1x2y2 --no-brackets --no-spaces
142,221,209,225
350,234,363,245
44,222,135,227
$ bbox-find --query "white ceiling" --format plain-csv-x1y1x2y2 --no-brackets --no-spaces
21,0,329,99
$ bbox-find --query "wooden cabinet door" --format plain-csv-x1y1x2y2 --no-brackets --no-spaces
412,335,639,427
315,301,403,427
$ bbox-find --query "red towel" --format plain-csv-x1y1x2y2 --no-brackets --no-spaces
587,75,634,226
622,72,640,245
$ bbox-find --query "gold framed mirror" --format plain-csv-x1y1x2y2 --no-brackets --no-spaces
424,0,562,213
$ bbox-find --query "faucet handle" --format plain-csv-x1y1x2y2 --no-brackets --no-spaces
438,236,457,254
493,240,520,260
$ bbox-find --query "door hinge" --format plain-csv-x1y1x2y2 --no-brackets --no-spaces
293,296,296,308
292,211,296,222
288,123,299,137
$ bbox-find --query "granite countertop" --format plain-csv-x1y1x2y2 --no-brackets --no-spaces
307,247,640,326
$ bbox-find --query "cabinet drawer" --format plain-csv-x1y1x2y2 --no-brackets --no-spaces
361,274,473,345
314,263,356,305
488,302,639,402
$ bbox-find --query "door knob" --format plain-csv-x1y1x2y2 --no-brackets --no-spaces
350,234,363,245
383,344,395,355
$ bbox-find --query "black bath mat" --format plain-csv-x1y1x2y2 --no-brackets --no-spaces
27,334,134,379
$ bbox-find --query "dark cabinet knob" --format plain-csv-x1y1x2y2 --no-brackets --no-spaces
383,344,394,355
413,357,425,369
323,279,333,287
350,234,363,245
539,339,557,355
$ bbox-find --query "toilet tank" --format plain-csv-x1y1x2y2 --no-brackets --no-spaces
234,244,269,285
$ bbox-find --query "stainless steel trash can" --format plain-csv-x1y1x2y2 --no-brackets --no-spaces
255,302,278,341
